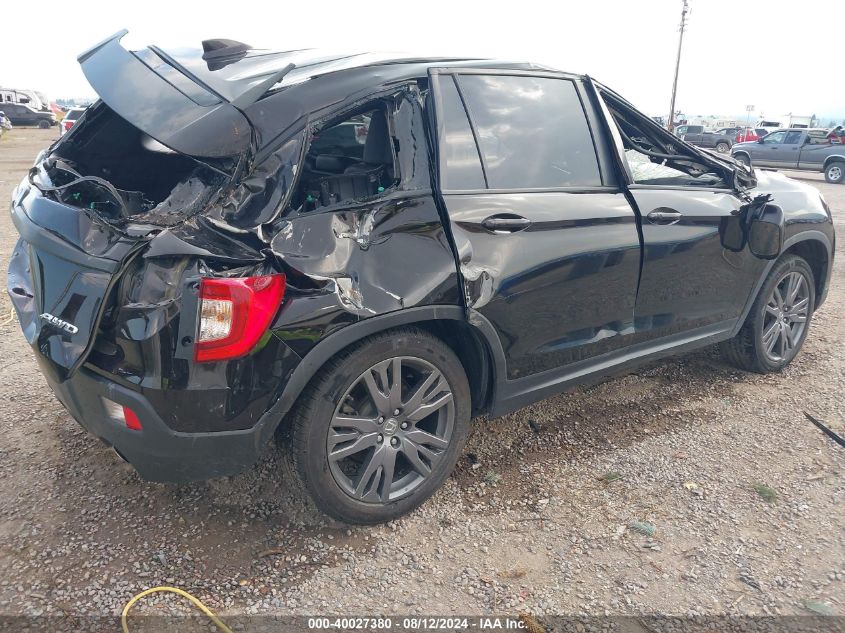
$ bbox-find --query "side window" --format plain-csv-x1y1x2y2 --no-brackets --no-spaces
456,74,602,189
437,76,485,190
762,131,786,144
603,91,728,188
783,131,803,144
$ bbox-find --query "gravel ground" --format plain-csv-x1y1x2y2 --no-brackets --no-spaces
0,128,842,625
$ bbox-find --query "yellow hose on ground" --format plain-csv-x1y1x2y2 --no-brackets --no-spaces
121,586,234,633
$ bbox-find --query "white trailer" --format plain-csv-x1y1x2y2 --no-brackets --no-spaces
0,88,46,111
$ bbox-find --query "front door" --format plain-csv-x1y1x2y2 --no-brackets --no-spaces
776,130,804,168
751,130,789,167
430,70,641,380
595,86,768,342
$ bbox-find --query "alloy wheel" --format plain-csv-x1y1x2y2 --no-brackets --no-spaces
761,271,810,362
327,356,455,504
829,165,842,181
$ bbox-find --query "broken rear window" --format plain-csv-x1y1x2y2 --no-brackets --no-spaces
290,103,397,212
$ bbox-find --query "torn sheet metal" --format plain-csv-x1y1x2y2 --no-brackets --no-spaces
206,132,304,230
269,195,460,318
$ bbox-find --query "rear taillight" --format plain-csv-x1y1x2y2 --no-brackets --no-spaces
63,120,73,131
195,274,286,362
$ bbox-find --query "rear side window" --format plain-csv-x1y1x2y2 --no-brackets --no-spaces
437,76,486,190
456,74,601,189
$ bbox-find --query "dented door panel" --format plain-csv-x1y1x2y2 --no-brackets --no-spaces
445,192,641,379
269,194,462,349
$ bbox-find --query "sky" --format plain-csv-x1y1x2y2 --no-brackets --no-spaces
2,0,842,123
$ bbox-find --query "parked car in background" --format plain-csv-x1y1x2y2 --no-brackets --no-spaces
732,128,845,183
2,103,57,128
736,127,769,143
9,32,835,523
60,107,87,135
674,124,733,153
0,111,12,131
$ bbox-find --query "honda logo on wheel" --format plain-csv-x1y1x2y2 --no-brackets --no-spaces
39,313,79,334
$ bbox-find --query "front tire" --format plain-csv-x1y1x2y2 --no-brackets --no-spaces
288,327,471,524
715,141,730,154
734,153,751,167
37,120,50,129
721,255,815,373
824,161,845,184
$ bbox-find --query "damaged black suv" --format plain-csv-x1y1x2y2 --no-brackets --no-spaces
9,32,834,523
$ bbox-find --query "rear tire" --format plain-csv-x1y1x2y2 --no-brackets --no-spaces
715,141,730,154
721,255,814,373
287,327,471,524
824,161,845,184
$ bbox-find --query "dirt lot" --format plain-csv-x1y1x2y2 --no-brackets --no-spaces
0,128,843,624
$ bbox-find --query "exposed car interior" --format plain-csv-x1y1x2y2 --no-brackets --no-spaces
41,102,225,224
291,103,397,211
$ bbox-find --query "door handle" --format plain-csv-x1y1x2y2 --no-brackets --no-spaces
481,214,532,233
647,208,683,225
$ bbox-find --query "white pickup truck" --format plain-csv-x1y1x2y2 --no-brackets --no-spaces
731,129,845,184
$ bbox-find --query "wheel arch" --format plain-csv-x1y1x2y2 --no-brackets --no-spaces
266,306,505,434
732,231,833,336
782,238,830,307
822,155,845,170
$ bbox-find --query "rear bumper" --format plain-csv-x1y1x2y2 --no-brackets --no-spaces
43,359,277,483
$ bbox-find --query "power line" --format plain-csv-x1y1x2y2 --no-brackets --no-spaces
668,0,689,132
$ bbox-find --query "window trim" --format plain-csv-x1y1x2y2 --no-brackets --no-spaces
628,183,734,193
450,74,489,188
432,69,609,194
443,185,620,196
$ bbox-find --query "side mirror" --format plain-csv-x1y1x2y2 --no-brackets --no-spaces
748,204,784,259
756,138,765,143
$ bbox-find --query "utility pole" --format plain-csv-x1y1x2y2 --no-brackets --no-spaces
668,0,689,132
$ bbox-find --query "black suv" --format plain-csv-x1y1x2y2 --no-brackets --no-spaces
8,32,835,524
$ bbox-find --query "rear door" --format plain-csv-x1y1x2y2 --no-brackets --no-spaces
430,69,641,380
